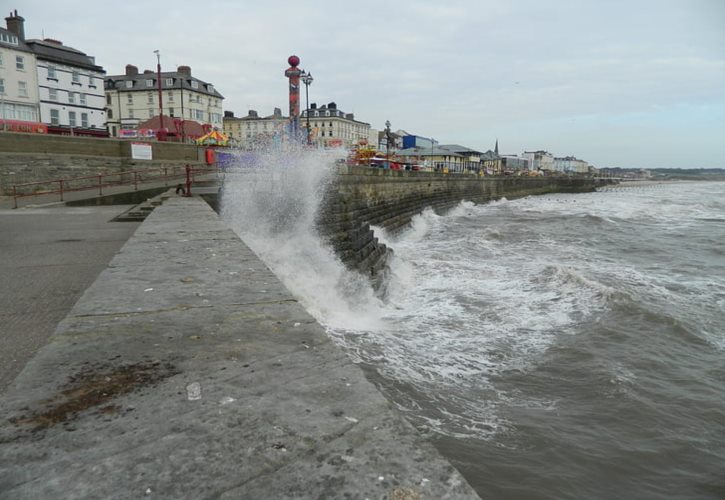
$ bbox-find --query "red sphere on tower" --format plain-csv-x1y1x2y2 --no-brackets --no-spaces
288,55,300,67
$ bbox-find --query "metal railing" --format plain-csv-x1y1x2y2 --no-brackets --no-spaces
12,165,218,208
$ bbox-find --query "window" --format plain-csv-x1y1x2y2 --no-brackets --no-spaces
47,65,57,79
207,84,214,93
69,111,77,127
125,80,133,89
0,52,3,66
18,81,27,97
107,108,113,118
67,91,74,104
325,111,330,117
128,109,134,118
50,88,58,101
146,79,153,88
0,32,18,44
127,94,133,104
169,107,174,117
15,55,24,70
106,93,111,105
147,92,154,104
72,71,80,83
81,113,88,127
50,109,59,125
168,91,174,102
190,80,198,89
165,78,173,86
0,78,4,93
89,76,95,87
80,93,86,105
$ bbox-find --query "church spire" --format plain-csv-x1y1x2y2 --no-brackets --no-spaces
494,138,499,156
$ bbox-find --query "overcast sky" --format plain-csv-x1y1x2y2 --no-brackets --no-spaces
9,0,725,168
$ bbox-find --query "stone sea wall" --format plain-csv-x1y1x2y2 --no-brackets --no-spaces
318,165,607,282
0,132,204,194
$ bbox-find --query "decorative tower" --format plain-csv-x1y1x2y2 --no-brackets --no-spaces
284,55,302,139
494,139,499,156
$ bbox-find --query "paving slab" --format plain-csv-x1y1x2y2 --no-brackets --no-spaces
0,197,479,499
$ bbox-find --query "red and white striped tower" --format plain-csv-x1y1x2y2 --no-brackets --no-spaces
284,55,302,139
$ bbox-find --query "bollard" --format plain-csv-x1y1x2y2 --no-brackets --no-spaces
185,165,192,197
98,175,103,196
59,179,64,202
13,185,17,209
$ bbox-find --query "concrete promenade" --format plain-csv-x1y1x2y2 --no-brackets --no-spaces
0,204,140,392
0,196,479,499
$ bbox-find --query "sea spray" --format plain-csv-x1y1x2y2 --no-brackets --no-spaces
220,145,387,330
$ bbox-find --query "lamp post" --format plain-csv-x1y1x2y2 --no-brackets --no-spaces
430,137,434,171
385,120,391,169
301,70,313,145
154,50,164,133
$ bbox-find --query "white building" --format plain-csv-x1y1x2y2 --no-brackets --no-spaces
223,108,287,148
301,102,371,148
0,11,40,125
554,156,589,173
26,37,106,136
104,64,224,137
522,150,554,171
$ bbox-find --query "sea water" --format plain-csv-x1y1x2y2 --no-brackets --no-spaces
221,153,725,499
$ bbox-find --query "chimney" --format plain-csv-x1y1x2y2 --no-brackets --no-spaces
310,103,317,110
5,9,25,40
248,110,258,118
273,107,281,117
346,113,354,120
328,102,337,110
143,69,154,74
177,65,191,76
125,64,139,76
224,110,234,118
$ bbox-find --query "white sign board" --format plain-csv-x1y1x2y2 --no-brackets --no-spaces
131,142,153,160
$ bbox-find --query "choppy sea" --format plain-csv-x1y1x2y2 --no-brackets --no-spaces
221,153,725,499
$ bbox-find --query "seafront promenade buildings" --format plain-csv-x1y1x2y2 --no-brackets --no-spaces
301,102,376,148
1,12,41,127
104,64,224,138
223,102,378,149
1,11,105,136
223,108,288,147
554,156,589,173
28,38,106,136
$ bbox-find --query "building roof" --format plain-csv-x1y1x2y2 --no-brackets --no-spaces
137,114,208,137
105,68,224,99
225,109,287,121
396,147,464,158
25,38,104,72
439,144,483,155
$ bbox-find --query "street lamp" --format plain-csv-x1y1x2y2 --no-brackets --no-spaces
154,50,164,133
385,120,391,168
301,70,313,145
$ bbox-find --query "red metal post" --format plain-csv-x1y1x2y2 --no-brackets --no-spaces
155,50,164,134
